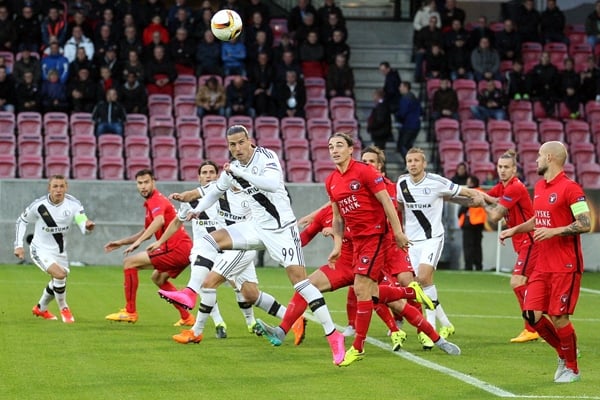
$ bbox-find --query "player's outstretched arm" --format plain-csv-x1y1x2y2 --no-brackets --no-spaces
14,247,24,260
500,216,535,244
169,189,201,202
298,201,330,228
124,216,165,254
104,229,144,252
228,163,280,192
147,218,183,252
485,202,507,224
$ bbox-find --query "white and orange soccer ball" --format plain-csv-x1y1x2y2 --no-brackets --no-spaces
210,9,243,42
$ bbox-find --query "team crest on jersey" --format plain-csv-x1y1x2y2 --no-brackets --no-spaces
423,188,431,194
63,210,71,217
549,193,557,204
242,200,249,208
252,166,259,175
360,256,370,264
560,294,569,304
350,180,361,191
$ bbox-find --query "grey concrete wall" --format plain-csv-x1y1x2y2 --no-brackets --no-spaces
1,179,599,271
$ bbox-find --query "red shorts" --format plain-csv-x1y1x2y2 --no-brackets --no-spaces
512,242,538,278
149,238,192,279
351,233,390,282
383,245,414,277
524,270,581,316
321,241,355,291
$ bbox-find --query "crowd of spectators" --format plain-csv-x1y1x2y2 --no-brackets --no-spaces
0,0,355,127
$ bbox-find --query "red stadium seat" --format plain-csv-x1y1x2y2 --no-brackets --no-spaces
228,115,254,137
458,99,477,121
124,114,148,137
151,136,177,158
491,141,515,161
45,155,70,177
487,120,512,143
283,138,310,160
43,112,69,136
307,118,332,140
281,117,306,139
577,163,600,188
518,142,541,164
72,156,97,180
180,158,203,181
71,135,96,158
173,74,197,97
257,137,284,160
332,118,359,139
17,133,42,156
461,119,486,141
544,42,568,70
0,132,15,155
0,154,16,178
254,116,280,139
434,118,460,141
198,74,223,87
149,115,175,136
565,120,590,143
564,162,576,180
17,112,42,135
99,156,125,180
125,157,152,180
174,95,196,117
204,136,230,161
470,161,496,182
309,137,330,161
45,135,70,157
521,42,543,64
148,94,173,116
0,111,15,134
97,134,123,158
202,115,227,138
329,97,355,120
508,100,533,122
304,77,326,99
124,136,150,158
176,116,201,138
523,162,541,186
452,79,477,102
18,154,43,178
153,157,179,181
570,142,596,165
566,24,586,46
476,79,502,94
312,160,335,182
586,100,600,125
513,120,538,143
304,98,329,120
437,140,464,165
533,100,553,120
177,137,203,159
539,120,565,142
426,78,441,99
70,112,94,136
286,160,313,182
465,140,491,163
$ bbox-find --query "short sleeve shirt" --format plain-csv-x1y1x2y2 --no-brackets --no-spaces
145,189,190,246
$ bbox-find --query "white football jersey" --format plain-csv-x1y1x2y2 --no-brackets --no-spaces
15,194,88,254
227,147,296,230
396,172,461,241
177,183,251,240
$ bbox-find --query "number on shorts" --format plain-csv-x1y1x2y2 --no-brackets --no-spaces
428,252,434,262
282,247,295,262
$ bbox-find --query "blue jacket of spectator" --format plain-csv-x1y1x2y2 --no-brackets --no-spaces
42,53,70,84
41,80,67,106
221,40,246,69
396,92,421,130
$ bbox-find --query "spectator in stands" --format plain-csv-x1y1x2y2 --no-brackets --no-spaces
139,0,167,29
395,81,422,157
70,46,98,84
119,71,148,114
317,0,344,26
529,51,559,116
298,30,325,78
245,11,273,49
414,15,442,82
470,79,507,121
482,171,498,186
413,0,441,33
41,69,69,113
425,43,447,79
42,40,70,84
273,32,297,65
196,76,225,118
467,16,495,51
325,29,350,65
247,30,273,71
326,53,354,98
516,0,541,44
443,19,468,52
562,85,581,119
506,59,530,100
169,27,196,76
145,45,177,96
579,55,600,103
191,7,213,42
222,36,247,76
379,61,401,114
276,49,303,83
222,0,246,20
15,71,41,113
90,0,114,24
470,36,501,82
94,8,122,44
451,162,469,184
0,65,15,112
14,6,42,53
100,45,122,80
195,29,222,76
41,5,68,47
143,30,168,61
440,0,465,30
447,34,473,80
168,7,193,38
275,69,306,118
167,0,193,29
13,48,41,85
288,0,318,40
68,67,98,113
294,12,320,46
92,87,127,136
68,10,94,39
64,26,95,63
320,11,347,45
431,77,459,120
585,1,600,48
247,0,271,22
495,19,521,62
250,52,276,116
97,65,118,97
540,0,568,45
119,26,143,62
225,75,255,118
560,58,580,94
0,6,16,52
143,14,169,46
366,88,391,150
94,24,117,67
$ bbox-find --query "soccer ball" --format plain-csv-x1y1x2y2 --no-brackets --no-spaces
211,9,243,42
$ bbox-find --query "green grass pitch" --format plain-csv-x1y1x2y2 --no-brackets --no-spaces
1,265,599,400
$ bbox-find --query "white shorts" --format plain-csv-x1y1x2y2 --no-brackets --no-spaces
408,235,444,275
212,249,258,290
30,245,70,274
225,220,304,268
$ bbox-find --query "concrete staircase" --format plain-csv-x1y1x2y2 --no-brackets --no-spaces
347,20,435,179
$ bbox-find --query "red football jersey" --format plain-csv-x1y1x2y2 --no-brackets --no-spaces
488,176,534,252
144,189,190,245
300,206,333,246
326,159,388,238
532,172,586,273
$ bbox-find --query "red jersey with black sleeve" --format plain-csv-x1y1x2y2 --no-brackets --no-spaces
144,189,191,246
532,172,586,273
488,176,534,253
326,159,388,239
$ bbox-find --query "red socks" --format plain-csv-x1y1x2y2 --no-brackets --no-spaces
556,323,578,373
279,292,308,333
352,300,374,352
124,268,138,313
374,303,398,332
533,316,562,357
514,285,536,332
346,286,357,327
401,303,440,342
378,285,415,303
160,281,190,319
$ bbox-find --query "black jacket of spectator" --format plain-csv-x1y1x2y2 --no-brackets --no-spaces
13,56,41,84
467,27,495,51
119,37,144,61
169,37,196,69
580,65,600,102
432,87,459,114
559,67,580,93
506,69,531,98
68,76,99,113
69,57,98,83
247,1,271,22
325,40,350,65
529,62,559,98
14,13,42,51
517,5,541,43
195,41,222,76
226,80,254,116
288,3,318,35
585,10,600,37
92,99,128,125
367,100,391,145
15,80,40,113
495,28,521,61
415,26,443,51
317,4,345,26
275,59,303,83
441,7,466,28
326,63,354,97
145,57,177,85
540,6,566,36
245,23,274,48
447,45,471,73
274,78,306,119
0,74,16,105
119,79,148,114
383,68,401,112
137,0,167,28
0,13,16,52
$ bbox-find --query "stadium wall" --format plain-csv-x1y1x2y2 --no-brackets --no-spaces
1,179,599,271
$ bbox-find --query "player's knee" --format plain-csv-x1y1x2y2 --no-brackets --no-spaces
522,310,537,326
308,297,326,312
52,278,66,292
